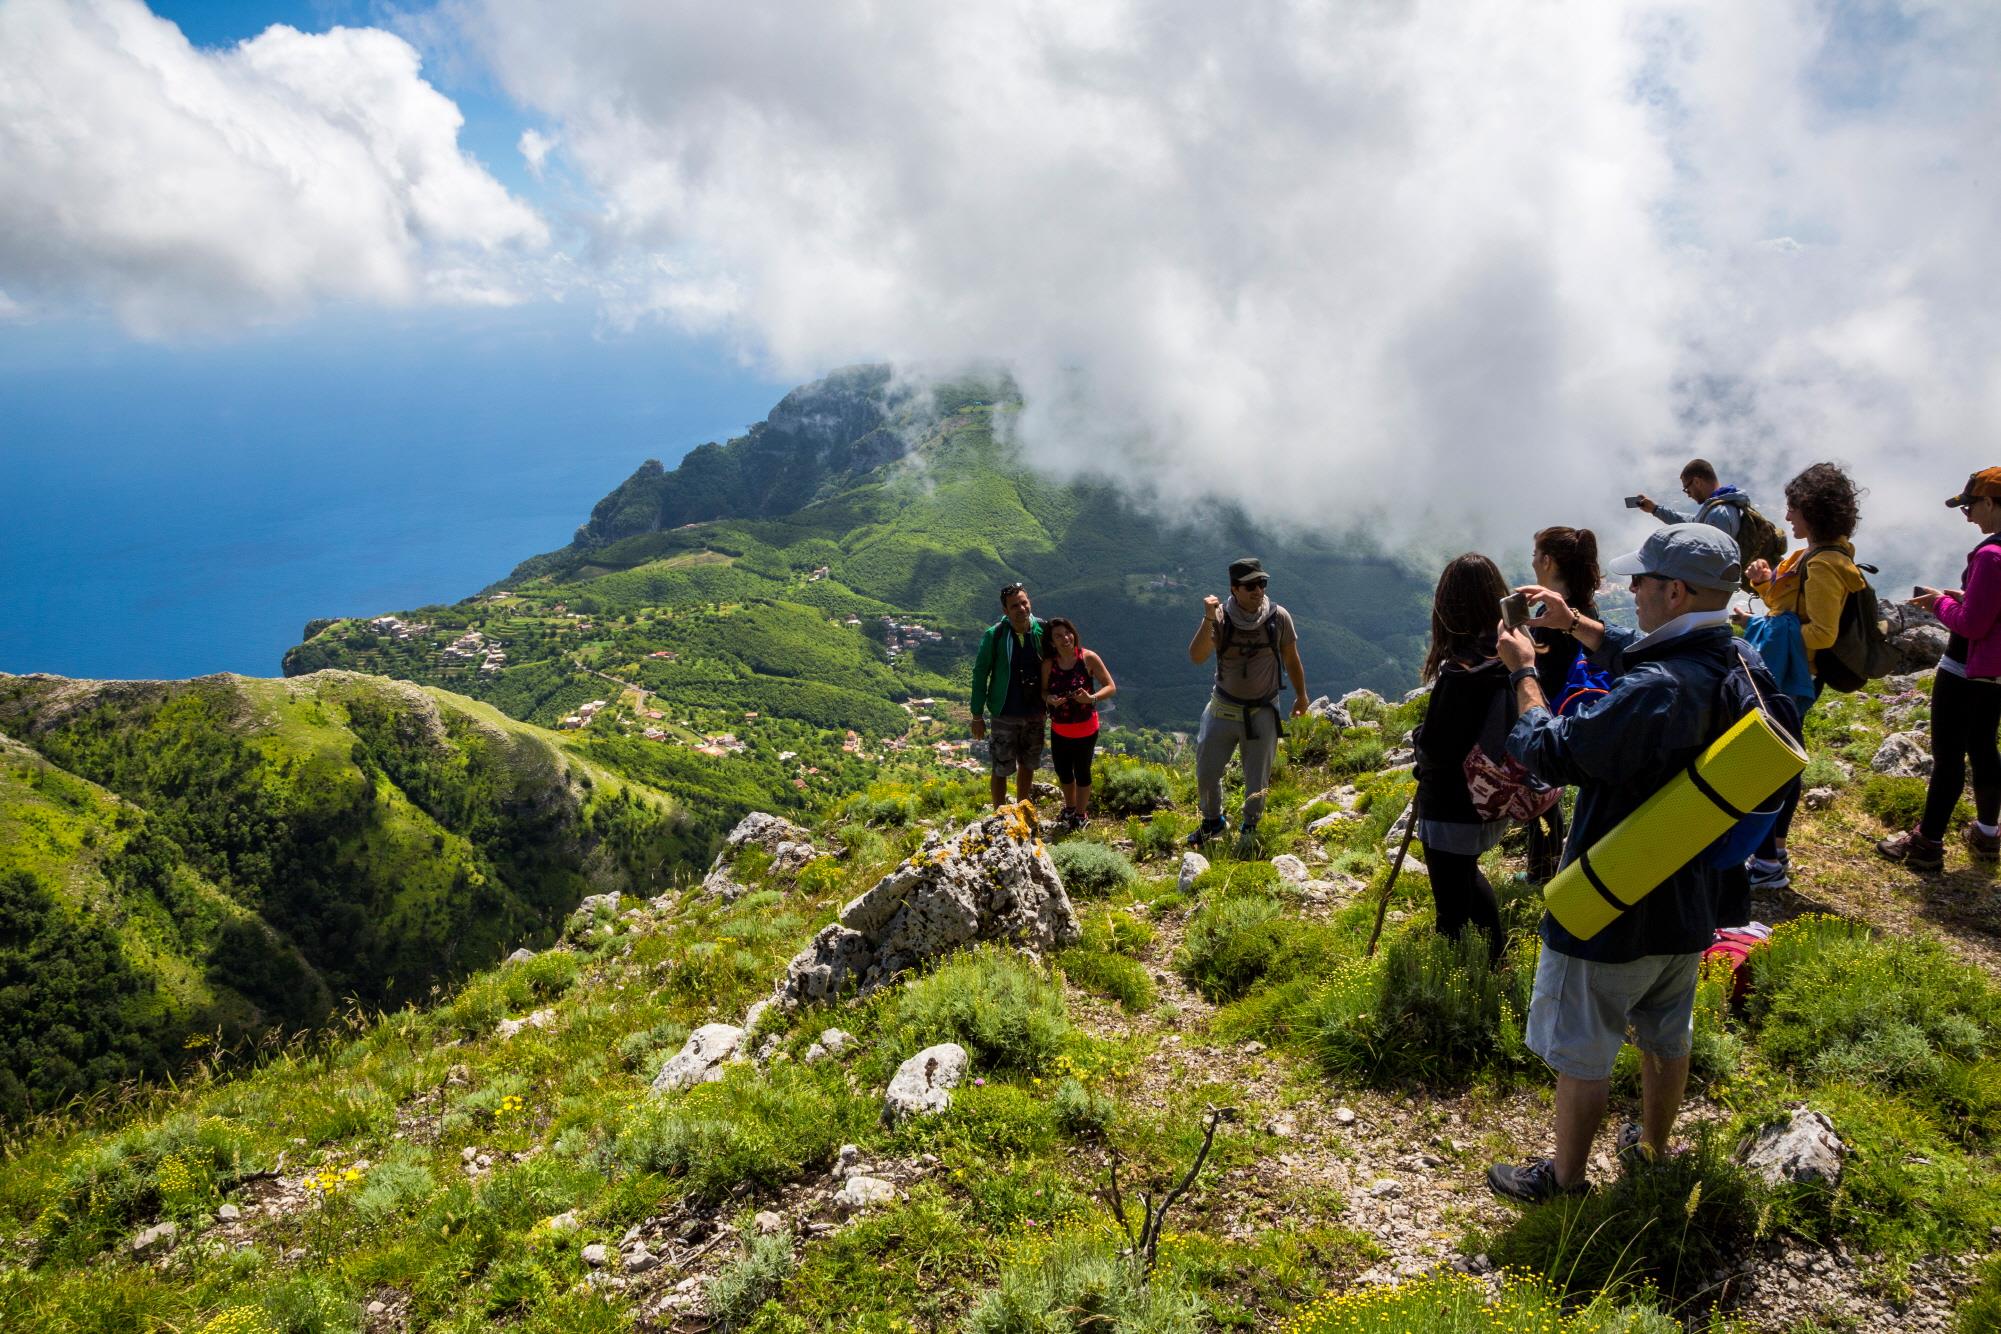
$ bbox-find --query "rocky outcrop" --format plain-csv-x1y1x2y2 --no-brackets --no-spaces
1738,1108,1845,1187
1882,601,1947,675
770,803,1080,1007
701,812,822,901
650,1023,745,1094
1178,851,1209,894
1306,696,1353,727
883,1043,968,1122
1871,732,1931,780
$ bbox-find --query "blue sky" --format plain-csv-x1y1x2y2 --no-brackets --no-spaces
0,0,792,679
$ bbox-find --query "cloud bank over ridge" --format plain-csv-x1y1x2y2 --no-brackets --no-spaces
458,0,2001,574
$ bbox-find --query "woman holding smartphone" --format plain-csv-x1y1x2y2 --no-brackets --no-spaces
1878,469,2001,873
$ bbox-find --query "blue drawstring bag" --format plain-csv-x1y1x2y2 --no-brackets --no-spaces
1740,612,1815,717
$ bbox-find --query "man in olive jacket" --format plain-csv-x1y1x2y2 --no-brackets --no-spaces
970,582,1046,808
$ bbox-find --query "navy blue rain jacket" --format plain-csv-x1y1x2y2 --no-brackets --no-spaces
1507,621,1762,964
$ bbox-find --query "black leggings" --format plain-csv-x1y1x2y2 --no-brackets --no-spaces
1427,849,1503,963
1921,669,2001,840
1051,731,1097,786
1758,682,1826,859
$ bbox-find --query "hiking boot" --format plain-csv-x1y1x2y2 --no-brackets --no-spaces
1186,819,1227,848
1963,823,2001,863
1877,829,1945,874
1486,1157,1587,1205
1614,1121,1653,1173
1746,853,1790,891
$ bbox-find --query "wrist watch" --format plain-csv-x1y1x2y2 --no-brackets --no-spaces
1509,666,1539,689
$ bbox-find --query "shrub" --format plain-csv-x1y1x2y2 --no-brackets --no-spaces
1860,774,1960,833
706,1226,796,1331
1058,947,1155,1011
1483,1131,1755,1314
964,1237,1200,1334
1189,861,1282,896
1051,1078,1115,1138
1960,1253,2001,1333
1127,812,1182,862
1798,754,1849,791
883,948,1072,1076
1756,931,2000,1121
1051,841,1138,896
1308,930,1533,1087
1097,762,1173,816
610,1063,869,1203
1077,909,1154,958
1283,715,1338,767
1178,894,1289,1002
922,1082,1057,1158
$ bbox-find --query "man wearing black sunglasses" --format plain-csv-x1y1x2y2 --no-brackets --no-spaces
1187,557,1308,847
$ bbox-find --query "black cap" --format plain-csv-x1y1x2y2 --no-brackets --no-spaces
1228,557,1267,585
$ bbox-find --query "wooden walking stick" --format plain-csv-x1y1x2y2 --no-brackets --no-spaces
1365,799,1418,959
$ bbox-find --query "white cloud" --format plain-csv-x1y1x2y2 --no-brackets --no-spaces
453,0,2001,582
518,127,555,177
0,0,548,336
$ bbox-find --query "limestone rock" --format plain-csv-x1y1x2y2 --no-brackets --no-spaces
804,1028,853,1064
131,1221,177,1255
582,1243,609,1268
1871,732,1932,780
566,893,622,939
1882,602,1949,675
1383,746,1415,769
754,1210,786,1235
622,1245,661,1275
545,1210,580,1233
702,812,821,901
1270,854,1310,885
884,1043,969,1122
770,804,1080,1006
1403,683,1434,704
1339,688,1387,715
1177,851,1209,894
836,1175,899,1212
651,1023,745,1093
1382,802,1414,851
1306,696,1353,727
495,1007,556,1040
505,947,537,965
1739,1108,1846,1187
1802,787,1839,812
215,1203,241,1222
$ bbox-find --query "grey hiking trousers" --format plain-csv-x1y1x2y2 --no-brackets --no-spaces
1195,695,1279,829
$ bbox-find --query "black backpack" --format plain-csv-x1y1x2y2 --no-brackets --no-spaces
1797,548,1901,692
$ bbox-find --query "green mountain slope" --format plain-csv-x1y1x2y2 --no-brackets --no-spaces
283,368,1431,742
0,670,695,1120
6,677,1998,1332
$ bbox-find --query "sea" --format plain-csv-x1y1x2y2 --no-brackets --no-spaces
0,312,790,681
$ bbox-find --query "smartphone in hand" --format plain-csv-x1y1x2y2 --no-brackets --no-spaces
1500,592,1532,629
1624,496,1645,508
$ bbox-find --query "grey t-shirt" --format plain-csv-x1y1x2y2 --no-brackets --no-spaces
1213,605,1297,701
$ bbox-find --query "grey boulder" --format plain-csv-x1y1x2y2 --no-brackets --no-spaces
651,1023,745,1093
702,812,821,901
884,1043,969,1122
1738,1108,1845,1187
1177,851,1209,894
1871,732,1931,780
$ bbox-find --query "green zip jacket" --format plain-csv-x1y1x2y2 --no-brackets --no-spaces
970,616,1046,719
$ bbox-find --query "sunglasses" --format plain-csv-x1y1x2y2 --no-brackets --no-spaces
1232,579,1269,589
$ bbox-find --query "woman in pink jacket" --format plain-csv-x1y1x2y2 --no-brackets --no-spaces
1879,468,2001,873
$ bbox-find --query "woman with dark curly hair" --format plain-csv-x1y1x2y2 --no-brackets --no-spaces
1739,461,1867,889
1411,553,1514,962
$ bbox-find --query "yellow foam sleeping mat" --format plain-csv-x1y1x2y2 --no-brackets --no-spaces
1544,708,1807,941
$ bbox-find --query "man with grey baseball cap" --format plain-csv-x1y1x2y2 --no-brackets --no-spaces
1482,522,1781,1203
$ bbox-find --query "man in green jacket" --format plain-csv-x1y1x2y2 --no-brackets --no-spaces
970,582,1046,808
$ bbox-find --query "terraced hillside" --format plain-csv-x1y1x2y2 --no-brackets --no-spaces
6,667,1999,1332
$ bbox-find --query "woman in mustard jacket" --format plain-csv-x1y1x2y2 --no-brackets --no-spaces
1739,462,1866,890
